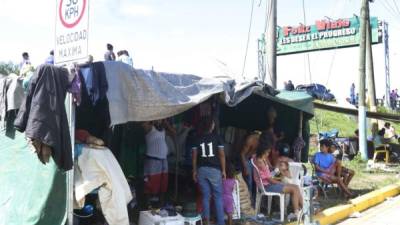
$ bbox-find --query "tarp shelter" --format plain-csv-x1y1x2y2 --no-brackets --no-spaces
0,62,314,225
220,90,314,162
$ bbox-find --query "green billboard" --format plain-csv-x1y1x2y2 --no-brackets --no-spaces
277,17,381,55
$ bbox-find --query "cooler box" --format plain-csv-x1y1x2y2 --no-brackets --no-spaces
139,211,184,225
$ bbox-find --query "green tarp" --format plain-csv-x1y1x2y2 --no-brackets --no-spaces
269,90,314,116
0,129,67,225
220,90,314,162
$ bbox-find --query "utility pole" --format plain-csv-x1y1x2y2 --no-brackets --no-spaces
384,22,391,108
358,0,368,160
266,0,277,88
366,9,377,112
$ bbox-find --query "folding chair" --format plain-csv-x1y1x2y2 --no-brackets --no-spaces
250,158,286,222
310,155,338,199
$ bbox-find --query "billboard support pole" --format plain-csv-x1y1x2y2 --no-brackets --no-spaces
358,0,368,161
266,0,277,88
366,9,377,112
384,22,391,108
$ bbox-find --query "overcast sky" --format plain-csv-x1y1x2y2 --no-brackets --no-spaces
1,0,400,102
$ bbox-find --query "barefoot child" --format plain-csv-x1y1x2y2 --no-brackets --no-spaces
277,161,292,184
223,163,236,225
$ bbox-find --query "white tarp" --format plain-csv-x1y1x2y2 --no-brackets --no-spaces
103,61,265,125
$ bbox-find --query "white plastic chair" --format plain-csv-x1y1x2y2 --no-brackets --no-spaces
184,215,202,225
232,180,241,220
288,162,305,188
250,158,286,222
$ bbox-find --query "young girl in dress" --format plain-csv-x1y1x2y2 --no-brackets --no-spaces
223,162,235,225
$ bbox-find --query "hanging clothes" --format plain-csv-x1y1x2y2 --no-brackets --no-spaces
5,74,24,113
14,65,72,171
0,75,9,124
75,145,132,225
78,62,108,106
68,71,82,105
0,74,25,128
76,62,110,140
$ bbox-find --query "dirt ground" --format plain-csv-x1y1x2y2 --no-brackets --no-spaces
312,162,400,211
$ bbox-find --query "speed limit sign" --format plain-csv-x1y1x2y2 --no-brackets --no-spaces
55,0,89,64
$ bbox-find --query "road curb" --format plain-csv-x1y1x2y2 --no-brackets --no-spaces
289,181,400,225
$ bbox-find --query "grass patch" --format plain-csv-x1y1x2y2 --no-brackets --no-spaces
310,109,358,137
307,109,400,210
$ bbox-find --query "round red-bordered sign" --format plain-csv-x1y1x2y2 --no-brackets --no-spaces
59,0,87,28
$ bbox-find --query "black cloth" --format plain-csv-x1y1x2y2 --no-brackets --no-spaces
193,133,224,169
78,62,108,105
76,62,110,140
14,65,72,170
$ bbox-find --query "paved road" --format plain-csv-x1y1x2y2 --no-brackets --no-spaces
337,194,400,225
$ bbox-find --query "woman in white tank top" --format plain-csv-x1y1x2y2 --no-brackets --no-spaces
142,120,175,205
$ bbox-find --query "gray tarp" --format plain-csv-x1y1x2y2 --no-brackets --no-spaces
103,61,269,125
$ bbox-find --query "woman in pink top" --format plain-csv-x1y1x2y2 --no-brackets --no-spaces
253,133,303,220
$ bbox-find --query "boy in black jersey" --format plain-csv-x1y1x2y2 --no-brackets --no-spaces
192,117,226,225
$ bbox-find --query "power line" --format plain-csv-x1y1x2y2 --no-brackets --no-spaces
240,0,256,79
379,0,399,19
392,0,400,16
376,0,400,30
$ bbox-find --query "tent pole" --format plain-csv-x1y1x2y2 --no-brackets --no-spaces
299,112,303,137
173,136,179,201
296,112,304,162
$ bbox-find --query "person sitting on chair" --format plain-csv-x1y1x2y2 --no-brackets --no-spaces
373,129,386,147
313,139,353,198
329,143,355,187
252,132,303,221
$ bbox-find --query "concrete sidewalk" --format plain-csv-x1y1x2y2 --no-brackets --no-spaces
291,181,400,225
337,194,400,225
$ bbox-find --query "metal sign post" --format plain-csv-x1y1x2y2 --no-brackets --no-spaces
55,1,89,224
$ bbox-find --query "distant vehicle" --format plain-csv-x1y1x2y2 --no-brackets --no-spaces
296,83,335,101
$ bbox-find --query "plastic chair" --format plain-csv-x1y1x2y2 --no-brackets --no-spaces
373,144,390,164
250,158,286,222
288,162,305,187
184,215,202,225
232,180,241,220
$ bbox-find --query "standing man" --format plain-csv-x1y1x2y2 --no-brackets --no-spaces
45,50,54,65
390,90,397,110
287,80,295,91
350,83,356,105
117,50,133,67
104,43,116,61
192,117,226,225
20,52,30,69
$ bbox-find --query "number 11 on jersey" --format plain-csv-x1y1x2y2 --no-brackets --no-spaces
200,142,215,157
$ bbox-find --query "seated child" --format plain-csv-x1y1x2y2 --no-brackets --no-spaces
276,161,293,184
313,139,353,198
